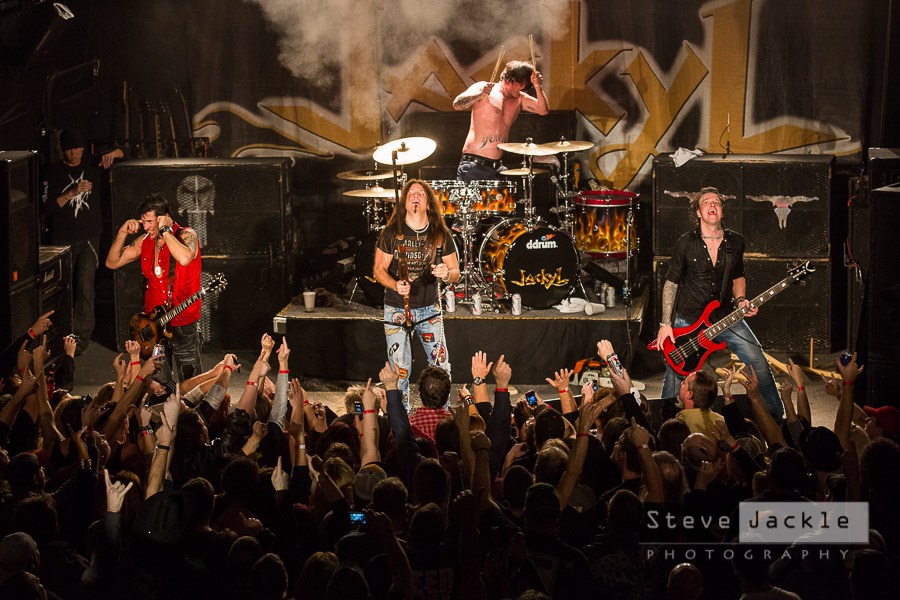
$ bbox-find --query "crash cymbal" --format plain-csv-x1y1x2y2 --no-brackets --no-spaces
497,141,559,156
540,139,595,152
336,169,395,181
502,167,550,176
343,187,398,199
373,137,437,165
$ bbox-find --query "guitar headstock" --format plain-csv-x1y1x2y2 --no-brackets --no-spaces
788,260,815,285
204,273,228,295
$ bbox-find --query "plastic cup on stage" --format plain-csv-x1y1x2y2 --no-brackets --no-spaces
584,302,606,316
303,291,316,312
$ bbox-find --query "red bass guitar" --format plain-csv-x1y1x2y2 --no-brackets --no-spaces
649,261,814,376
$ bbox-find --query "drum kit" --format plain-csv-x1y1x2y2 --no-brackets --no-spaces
339,135,639,311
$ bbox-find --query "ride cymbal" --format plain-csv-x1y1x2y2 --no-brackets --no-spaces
540,139,595,152
336,169,395,181
497,141,559,156
373,137,437,165
343,187,398,199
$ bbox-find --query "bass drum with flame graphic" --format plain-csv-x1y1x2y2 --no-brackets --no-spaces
479,219,579,309
574,190,637,258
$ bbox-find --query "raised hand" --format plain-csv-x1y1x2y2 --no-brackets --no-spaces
787,358,805,388
250,420,268,441
379,361,400,390
545,368,573,391
64,335,77,358
597,339,615,359
32,335,48,373
277,337,290,370
695,459,723,490
471,351,492,380
29,310,54,336
271,456,289,491
125,339,141,359
16,339,32,375
821,374,841,398
492,354,511,388
104,469,134,513
260,333,275,361
711,418,736,447
626,416,650,446
836,352,864,384
580,380,594,405
113,353,128,380
362,378,377,411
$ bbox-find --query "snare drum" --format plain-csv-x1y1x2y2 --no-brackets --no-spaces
574,190,637,259
470,180,517,215
427,180,469,217
479,219,578,309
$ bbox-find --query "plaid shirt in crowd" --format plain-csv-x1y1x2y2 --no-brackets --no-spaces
408,406,452,443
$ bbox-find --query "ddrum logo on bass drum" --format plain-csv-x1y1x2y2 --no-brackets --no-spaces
526,234,559,250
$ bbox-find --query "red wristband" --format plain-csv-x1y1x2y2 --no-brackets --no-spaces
843,380,854,387
246,381,256,386
130,361,141,366
279,369,289,374
495,387,508,393
576,432,591,438
223,365,233,372
135,375,145,382
363,409,375,415
303,399,310,405
138,429,152,438
797,386,805,391
28,328,37,339
558,388,569,395
731,441,741,452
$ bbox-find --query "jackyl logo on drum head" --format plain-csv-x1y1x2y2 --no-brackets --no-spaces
526,234,558,250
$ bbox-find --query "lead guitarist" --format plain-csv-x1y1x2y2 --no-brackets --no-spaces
106,194,202,381
655,187,782,419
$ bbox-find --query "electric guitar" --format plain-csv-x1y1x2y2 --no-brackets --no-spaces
649,261,815,376
129,273,227,359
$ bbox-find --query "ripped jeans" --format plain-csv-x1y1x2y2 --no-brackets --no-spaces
384,303,451,406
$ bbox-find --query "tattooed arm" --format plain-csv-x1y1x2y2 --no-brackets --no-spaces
166,227,198,267
655,280,678,349
453,81,492,110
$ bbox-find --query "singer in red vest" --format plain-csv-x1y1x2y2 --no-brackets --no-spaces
106,194,202,380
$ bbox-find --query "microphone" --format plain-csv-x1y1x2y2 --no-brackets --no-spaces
549,175,567,197
434,244,443,266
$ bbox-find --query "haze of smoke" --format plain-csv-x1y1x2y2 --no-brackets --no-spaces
245,0,358,85
249,0,548,80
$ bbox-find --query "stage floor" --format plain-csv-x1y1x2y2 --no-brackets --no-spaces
273,291,646,385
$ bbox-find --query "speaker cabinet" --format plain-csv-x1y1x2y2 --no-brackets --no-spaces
856,183,900,406
1,152,39,287
653,154,832,257
39,245,73,357
110,158,293,256
654,256,831,353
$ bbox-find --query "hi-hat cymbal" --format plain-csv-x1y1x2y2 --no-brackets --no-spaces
337,169,394,181
540,139,595,152
343,187,398,199
373,137,437,165
502,167,550,176
497,141,559,156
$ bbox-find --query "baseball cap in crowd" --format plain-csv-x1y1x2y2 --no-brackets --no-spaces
525,482,560,516
132,489,197,546
59,129,85,151
863,405,900,438
353,463,387,506
534,407,566,449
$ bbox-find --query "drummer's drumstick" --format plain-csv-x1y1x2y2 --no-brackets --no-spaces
490,46,505,83
528,34,536,67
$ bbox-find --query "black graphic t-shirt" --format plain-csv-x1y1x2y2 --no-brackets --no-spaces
377,223,449,309
41,156,105,244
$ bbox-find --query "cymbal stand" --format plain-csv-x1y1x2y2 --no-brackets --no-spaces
520,155,539,228
453,189,494,307
555,151,576,237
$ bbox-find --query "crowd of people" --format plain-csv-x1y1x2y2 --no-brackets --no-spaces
1,310,899,600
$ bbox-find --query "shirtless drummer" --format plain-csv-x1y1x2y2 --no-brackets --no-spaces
452,60,549,182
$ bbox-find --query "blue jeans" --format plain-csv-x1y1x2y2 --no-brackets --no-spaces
661,317,783,420
71,239,99,341
384,303,451,403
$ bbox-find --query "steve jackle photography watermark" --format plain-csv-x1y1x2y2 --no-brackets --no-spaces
641,501,870,561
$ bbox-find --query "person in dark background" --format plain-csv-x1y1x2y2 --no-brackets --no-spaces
40,129,124,356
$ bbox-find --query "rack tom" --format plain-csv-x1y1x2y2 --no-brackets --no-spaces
574,190,637,259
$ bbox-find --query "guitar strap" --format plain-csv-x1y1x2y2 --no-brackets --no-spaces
718,234,734,304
